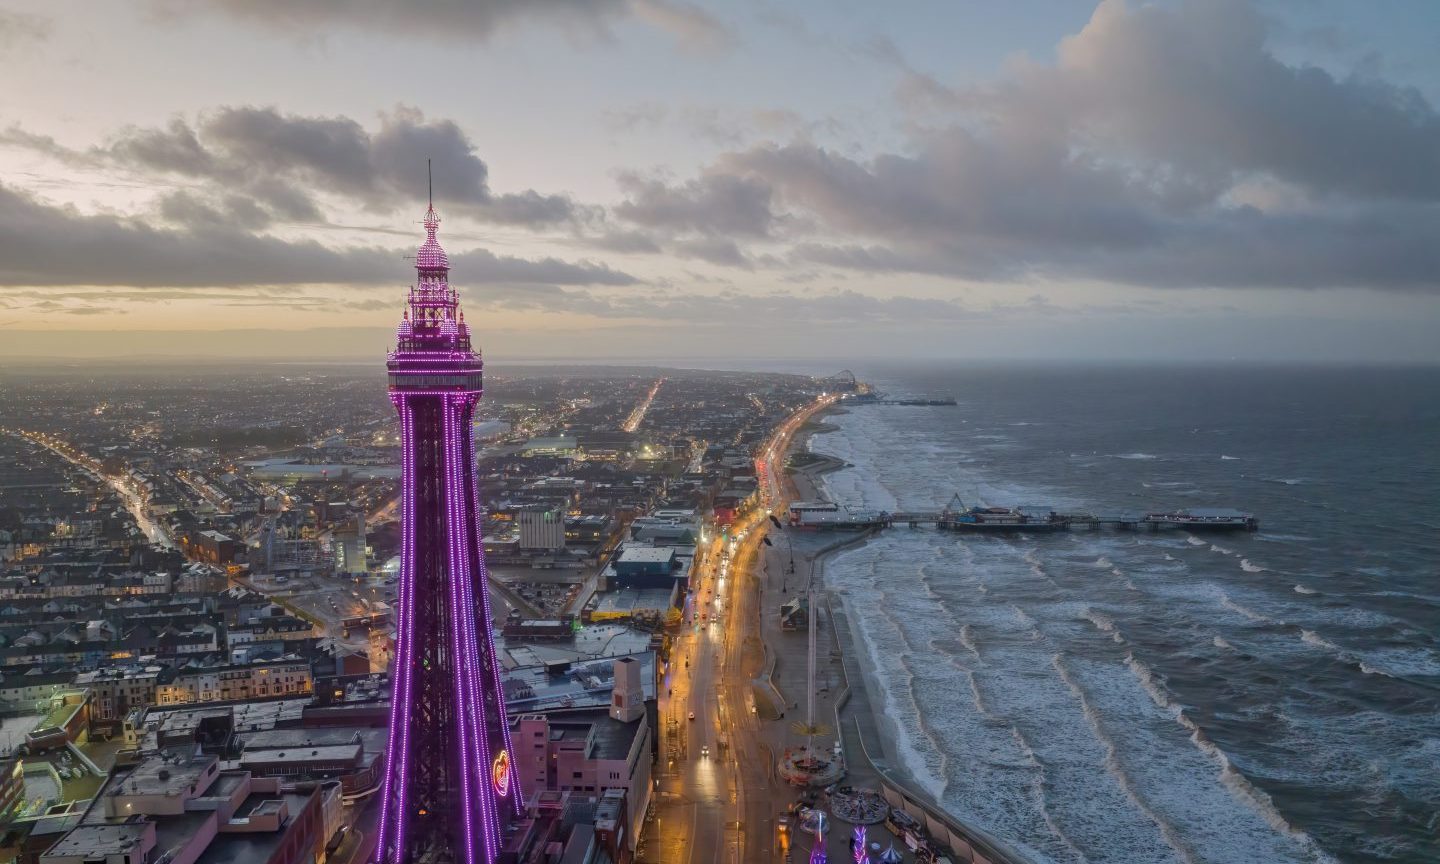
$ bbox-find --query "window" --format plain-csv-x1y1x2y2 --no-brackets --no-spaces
572,771,583,779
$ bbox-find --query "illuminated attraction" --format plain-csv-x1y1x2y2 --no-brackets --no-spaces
852,825,869,864
375,197,521,864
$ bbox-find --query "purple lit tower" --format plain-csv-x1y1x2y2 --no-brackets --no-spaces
375,202,521,864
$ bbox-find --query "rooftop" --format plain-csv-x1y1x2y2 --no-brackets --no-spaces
111,754,216,798
42,822,151,857
500,649,656,715
194,792,314,864
549,710,644,761
617,546,674,564
590,587,675,615
239,743,362,765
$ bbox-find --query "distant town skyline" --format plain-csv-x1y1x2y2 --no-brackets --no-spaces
3,0,1440,362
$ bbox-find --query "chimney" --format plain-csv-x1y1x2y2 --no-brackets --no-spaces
608,657,644,723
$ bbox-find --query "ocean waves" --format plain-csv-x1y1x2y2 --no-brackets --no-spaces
810,390,1439,863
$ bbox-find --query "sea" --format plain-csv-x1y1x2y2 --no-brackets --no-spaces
807,365,1439,864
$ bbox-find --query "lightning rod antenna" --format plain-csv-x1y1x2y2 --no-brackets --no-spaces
427,158,433,208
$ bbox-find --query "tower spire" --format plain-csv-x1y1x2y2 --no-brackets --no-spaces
382,186,512,864
427,158,433,210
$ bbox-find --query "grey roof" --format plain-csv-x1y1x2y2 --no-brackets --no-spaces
112,755,216,798
194,792,313,864
41,823,149,856
617,546,674,563
498,650,656,715
548,710,645,762
239,743,361,765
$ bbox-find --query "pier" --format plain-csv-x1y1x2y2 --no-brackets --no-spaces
790,498,1258,532
866,397,958,406
887,509,1261,529
889,502,1258,533
841,394,958,406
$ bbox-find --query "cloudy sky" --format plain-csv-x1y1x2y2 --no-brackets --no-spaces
2,0,1439,363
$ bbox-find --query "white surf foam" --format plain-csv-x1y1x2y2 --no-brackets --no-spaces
803,396,1348,864
1072,655,1333,863
1351,647,1440,679
958,623,980,657
1220,594,1282,625
1053,654,1196,864
1084,609,1125,644
1293,584,1318,595
1301,630,1342,652
1239,559,1265,574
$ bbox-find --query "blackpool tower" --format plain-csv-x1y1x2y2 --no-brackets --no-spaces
376,199,521,864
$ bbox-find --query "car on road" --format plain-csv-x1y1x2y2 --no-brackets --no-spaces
700,745,709,758
688,711,696,721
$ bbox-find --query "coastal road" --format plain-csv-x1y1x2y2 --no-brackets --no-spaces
645,393,838,864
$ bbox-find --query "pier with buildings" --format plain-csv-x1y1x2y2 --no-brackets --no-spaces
789,497,1258,533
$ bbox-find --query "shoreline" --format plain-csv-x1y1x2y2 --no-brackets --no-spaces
784,405,912,788
784,405,1033,864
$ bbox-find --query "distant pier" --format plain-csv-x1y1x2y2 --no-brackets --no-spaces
869,397,957,406
840,393,957,406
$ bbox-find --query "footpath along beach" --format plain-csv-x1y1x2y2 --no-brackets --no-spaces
756,405,1028,864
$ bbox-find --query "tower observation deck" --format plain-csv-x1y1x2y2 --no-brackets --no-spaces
377,203,521,864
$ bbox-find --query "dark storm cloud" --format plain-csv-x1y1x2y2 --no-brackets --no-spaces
149,0,626,39
612,0,1440,291
995,0,1440,202
0,184,636,288
564,287,1037,325
151,0,732,51
108,118,216,176
158,191,273,231
614,171,775,237
672,237,753,269
451,249,636,287
9,106,576,227
588,230,664,255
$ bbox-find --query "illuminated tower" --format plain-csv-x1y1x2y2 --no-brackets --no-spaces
376,201,521,864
